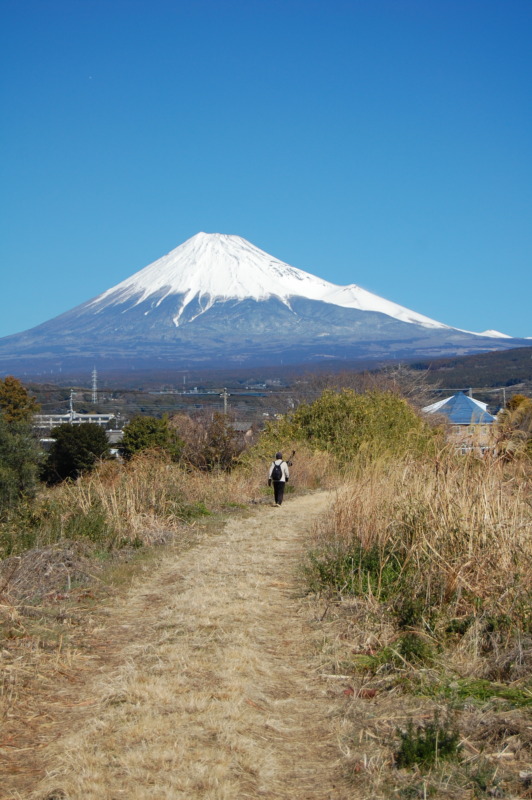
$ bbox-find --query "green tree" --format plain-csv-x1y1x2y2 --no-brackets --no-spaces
270,389,431,464
44,423,110,483
0,376,40,423
120,415,183,461
0,417,42,519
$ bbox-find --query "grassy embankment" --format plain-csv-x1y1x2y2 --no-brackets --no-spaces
255,389,532,796
305,452,532,799
0,439,331,794
0,442,329,590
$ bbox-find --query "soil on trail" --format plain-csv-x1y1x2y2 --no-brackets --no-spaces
29,491,356,800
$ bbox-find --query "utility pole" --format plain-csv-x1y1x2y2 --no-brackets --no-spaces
92,367,98,405
220,387,230,415
69,389,75,422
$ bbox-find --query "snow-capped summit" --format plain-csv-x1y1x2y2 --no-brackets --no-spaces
90,232,446,330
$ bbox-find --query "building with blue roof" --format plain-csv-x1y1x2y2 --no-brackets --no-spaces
422,392,497,453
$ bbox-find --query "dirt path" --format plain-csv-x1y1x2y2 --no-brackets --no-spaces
31,491,356,800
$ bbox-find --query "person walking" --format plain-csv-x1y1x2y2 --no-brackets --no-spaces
268,451,289,506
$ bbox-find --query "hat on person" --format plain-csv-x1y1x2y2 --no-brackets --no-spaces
275,452,282,459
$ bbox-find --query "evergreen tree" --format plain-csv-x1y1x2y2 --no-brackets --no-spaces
0,376,40,423
44,423,110,483
0,417,41,520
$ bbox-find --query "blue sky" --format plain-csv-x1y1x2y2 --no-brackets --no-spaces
1,0,531,340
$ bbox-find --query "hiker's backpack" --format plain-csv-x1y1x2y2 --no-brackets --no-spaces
271,461,283,481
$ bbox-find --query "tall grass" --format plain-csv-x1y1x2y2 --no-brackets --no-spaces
0,445,334,557
306,451,532,679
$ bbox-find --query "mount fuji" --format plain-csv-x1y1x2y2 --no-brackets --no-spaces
0,232,528,375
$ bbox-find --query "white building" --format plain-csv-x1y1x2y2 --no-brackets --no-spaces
34,412,115,430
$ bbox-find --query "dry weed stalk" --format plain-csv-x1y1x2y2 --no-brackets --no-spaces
302,454,532,799
310,453,532,675
29,446,332,550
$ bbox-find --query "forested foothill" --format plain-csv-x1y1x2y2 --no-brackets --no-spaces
1,370,531,798
409,345,532,396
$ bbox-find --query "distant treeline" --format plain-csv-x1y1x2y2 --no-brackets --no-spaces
408,346,532,390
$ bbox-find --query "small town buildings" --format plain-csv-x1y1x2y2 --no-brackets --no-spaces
34,412,116,431
422,392,497,454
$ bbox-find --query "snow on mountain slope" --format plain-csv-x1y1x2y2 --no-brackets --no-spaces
89,232,447,330
457,327,513,339
478,329,512,339
320,284,446,328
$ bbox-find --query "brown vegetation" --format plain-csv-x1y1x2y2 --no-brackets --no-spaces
1,384,531,799
303,452,532,798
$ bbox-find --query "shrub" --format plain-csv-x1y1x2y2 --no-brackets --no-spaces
395,713,461,769
397,632,435,666
0,418,41,520
275,389,432,464
306,542,405,599
121,415,183,461
195,412,243,471
0,497,117,556
172,412,244,471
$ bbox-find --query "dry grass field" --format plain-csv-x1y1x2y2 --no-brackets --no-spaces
302,455,532,799
1,445,531,799
4,489,369,800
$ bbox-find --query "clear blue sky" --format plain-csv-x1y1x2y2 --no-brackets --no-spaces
1,0,531,339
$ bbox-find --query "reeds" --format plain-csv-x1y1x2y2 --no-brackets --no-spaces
306,451,532,678
0,444,335,559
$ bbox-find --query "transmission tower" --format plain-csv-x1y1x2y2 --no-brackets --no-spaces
92,367,98,405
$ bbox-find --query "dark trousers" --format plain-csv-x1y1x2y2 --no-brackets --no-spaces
273,481,285,505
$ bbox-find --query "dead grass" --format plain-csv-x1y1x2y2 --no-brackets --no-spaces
0,542,98,604
0,445,336,560
0,454,341,800
6,445,530,798
24,491,359,800
0,519,209,800
300,453,532,798
309,453,532,666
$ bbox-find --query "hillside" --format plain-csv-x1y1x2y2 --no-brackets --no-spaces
1,382,531,799
4,480,531,800
409,345,532,391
